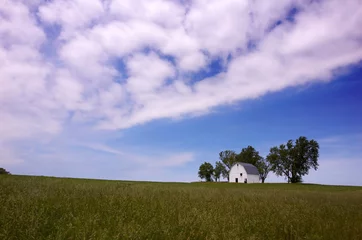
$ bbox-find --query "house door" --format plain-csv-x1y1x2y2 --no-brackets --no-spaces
235,178,238,183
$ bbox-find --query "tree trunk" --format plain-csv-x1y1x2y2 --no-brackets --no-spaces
261,178,265,183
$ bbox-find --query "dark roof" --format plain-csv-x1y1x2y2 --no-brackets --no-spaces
232,162,260,175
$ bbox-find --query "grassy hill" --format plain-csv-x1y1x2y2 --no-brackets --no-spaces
1,175,361,240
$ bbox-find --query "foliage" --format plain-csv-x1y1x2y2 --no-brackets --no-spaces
201,137,317,184
1,175,362,240
218,150,237,180
236,146,270,182
213,147,270,182
198,162,214,182
257,158,270,183
236,146,263,166
220,163,229,180
213,161,226,182
267,136,319,183
0,167,10,175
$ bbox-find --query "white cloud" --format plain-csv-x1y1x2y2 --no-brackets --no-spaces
52,69,85,110
1,0,362,177
0,1,45,47
38,0,105,39
126,52,175,94
178,51,207,71
109,0,185,29
185,0,250,57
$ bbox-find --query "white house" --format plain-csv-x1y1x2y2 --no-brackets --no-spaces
229,162,260,183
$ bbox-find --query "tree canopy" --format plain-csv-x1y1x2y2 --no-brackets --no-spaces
219,150,237,169
199,147,271,183
267,136,319,183
0,168,10,175
198,162,214,182
236,146,269,183
197,136,318,184
214,161,226,182
257,158,270,183
236,146,263,166
218,150,237,181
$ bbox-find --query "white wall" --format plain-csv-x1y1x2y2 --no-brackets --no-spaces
247,174,260,183
229,164,260,183
229,164,247,183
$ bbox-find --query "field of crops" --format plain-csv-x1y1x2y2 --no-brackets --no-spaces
1,175,362,240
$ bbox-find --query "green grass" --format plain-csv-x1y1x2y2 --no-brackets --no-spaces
1,175,362,240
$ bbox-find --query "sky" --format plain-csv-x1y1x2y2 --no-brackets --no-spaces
0,0,362,186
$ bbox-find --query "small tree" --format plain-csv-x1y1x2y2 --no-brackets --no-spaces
220,164,229,181
267,136,319,183
198,162,214,182
219,150,237,181
214,161,226,182
257,158,270,183
0,168,10,175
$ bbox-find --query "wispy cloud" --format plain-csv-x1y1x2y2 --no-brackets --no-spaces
77,141,195,168
318,134,362,155
319,136,343,144
4,132,196,181
2,0,362,141
1,0,362,180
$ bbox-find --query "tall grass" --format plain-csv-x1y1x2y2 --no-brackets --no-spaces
1,175,362,240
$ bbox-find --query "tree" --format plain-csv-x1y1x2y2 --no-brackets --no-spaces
0,168,10,175
236,146,263,166
214,161,226,182
218,150,237,180
220,164,229,180
267,136,319,183
236,146,270,183
198,162,214,182
257,158,270,183
219,150,237,169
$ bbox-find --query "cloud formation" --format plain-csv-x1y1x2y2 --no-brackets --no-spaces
1,0,362,173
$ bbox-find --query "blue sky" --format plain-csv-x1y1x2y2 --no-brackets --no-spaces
1,0,362,185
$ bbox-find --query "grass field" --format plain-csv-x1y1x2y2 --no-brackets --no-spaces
1,175,362,240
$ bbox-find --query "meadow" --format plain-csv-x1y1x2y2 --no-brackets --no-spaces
0,175,362,240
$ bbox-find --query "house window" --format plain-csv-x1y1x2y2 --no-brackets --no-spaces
240,173,243,176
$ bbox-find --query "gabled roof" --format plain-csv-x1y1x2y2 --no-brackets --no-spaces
231,162,260,175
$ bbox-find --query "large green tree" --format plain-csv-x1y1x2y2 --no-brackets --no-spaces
267,136,319,183
0,168,10,175
236,146,263,166
198,162,214,182
219,150,237,169
218,150,237,180
236,146,270,183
